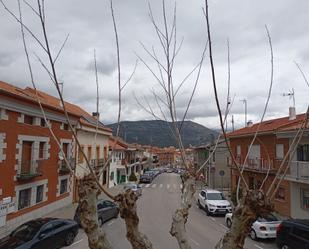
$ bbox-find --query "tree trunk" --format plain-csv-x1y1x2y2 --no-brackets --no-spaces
114,190,153,249
77,174,113,249
215,190,273,249
170,173,196,249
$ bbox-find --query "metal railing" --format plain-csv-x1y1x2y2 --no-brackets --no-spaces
276,159,309,181
59,158,76,173
228,156,275,172
17,159,43,180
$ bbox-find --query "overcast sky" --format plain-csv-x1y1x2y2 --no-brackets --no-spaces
1,0,309,130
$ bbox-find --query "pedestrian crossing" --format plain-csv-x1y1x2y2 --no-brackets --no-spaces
139,183,183,190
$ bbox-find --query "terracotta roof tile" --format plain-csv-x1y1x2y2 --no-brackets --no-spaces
228,113,306,137
0,81,111,132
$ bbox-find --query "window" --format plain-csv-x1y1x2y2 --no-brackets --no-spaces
40,118,46,127
60,178,68,194
87,146,92,160
297,145,309,161
18,188,32,210
63,123,69,131
78,146,84,163
275,187,285,201
36,185,44,203
236,145,241,156
301,188,309,209
39,142,45,159
276,144,284,159
24,115,34,125
110,171,114,181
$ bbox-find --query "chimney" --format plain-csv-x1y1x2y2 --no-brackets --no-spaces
247,120,253,127
92,112,100,119
289,107,296,120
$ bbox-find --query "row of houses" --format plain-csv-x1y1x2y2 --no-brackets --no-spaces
189,109,309,219
228,109,309,219
0,80,177,238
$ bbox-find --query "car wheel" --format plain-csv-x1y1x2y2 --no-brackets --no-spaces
205,206,210,216
226,218,232,228
198,200,202,209
281,245,290,249
250,229,257,241
64,232,75,246
98,217,103,227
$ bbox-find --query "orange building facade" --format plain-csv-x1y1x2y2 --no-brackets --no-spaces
0,81,78,238
229,113,309,218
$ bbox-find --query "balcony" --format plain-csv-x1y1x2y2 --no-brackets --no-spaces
228,157,276,174
276,160,309,183
59,158,75,174
17,160,43,180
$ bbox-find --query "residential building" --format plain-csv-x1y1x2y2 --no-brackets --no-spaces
228,111,309,218
207,140,230,189
108,137,128,187
0,81,78,238
158,146,176,166
73,110,112,200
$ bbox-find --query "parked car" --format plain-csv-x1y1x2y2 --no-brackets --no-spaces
197,189,232,215
139,173,153,183
123,183,142,196
276,219,309,249
166,168,174,173
0,217,78,249
225,212,281,240
74,199,119,227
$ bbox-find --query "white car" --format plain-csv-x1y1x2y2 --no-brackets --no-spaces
197,189,232,215
225,213,281,240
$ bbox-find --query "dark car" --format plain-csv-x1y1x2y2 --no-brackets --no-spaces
0,218,78,249
74,199,119,227
276,219,309,249
139,173,153,183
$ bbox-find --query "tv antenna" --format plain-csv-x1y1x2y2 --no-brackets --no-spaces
240,98,247,127
282,88,295,107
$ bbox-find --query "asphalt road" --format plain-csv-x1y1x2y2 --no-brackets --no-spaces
68,173,277,249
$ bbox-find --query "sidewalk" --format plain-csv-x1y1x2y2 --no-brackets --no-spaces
45,185,124,219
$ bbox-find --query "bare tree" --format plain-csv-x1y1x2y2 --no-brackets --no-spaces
1,0,152,248
203,1,309,248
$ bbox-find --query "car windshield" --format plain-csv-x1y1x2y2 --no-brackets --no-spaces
207,193,225,200
11,222,42,241
257,214,279,222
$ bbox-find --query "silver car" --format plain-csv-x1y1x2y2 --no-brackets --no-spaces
123,183,142,196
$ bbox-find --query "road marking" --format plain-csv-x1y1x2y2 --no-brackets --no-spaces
254,244,264,249
159,184,163,188
210,217,216,221
152,184,157,188
107,220,114,226
190,238,200,246
167,184,170,189
70,239,83,247
145,184,150,188
180,184,183,189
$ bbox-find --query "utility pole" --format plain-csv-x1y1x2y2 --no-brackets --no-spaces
240,99,247,127
231,115,235,132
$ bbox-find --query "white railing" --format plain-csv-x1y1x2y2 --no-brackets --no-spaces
288,161,309,180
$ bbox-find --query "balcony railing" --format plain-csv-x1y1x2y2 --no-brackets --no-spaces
276,160,309,181
59,158,76,174
228,157,275,173
17,160,43,180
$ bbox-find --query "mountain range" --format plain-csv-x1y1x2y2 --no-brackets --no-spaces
107,120,219,148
